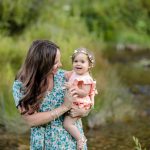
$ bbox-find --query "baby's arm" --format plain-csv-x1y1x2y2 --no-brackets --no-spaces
69,82,91,98
64,70,73,81
76,83,91,98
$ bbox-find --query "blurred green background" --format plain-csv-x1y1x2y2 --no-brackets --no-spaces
0,0,150,149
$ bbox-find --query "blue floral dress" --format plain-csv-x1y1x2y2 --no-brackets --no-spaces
12,69,87,150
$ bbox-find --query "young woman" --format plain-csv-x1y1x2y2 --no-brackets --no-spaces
12,40,88,150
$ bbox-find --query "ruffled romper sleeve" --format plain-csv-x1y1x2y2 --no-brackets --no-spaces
89,80,98,108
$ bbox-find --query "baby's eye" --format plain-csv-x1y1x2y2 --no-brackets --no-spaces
81,60,85,63
74,60,78,63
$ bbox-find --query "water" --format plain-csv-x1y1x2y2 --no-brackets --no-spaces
86,118,150,150
86,96,150,149
0,117,149,150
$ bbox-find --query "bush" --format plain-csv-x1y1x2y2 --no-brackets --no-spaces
0,0,43,35
73,0,150,43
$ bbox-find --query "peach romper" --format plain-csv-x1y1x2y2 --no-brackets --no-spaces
68,71,97,109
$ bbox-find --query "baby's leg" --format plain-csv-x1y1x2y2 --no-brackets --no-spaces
63,116,81,141
63,116,81,140
64,116,87,150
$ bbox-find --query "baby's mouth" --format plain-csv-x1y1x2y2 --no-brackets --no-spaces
75,67,82,70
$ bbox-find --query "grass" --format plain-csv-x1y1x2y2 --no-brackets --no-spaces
133,136,146,150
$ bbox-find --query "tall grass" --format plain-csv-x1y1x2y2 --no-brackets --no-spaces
133,136,146,150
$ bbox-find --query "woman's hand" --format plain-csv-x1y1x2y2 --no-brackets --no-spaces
69,106,91,118
63,90,75,109
68,86,79,98
64,82,72,89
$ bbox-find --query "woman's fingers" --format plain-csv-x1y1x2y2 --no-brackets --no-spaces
64,82,72,89
69,87,78,97
63,92,75,109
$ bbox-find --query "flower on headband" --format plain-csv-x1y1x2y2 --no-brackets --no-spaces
89,55,94,63
74,50,78,54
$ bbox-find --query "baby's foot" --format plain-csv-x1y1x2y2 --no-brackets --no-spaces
77,136,87,150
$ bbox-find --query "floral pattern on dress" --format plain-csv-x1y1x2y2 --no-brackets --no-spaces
12,69,87,150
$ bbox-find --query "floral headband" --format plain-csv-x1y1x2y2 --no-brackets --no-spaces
72,48,95,67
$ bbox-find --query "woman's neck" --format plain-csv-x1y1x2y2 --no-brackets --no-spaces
47,74,54,91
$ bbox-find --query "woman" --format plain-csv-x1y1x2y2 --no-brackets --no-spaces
12,40,88,150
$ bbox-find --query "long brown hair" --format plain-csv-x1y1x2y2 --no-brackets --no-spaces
16,40,59,114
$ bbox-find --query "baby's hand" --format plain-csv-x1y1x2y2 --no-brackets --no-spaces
64,82,72,89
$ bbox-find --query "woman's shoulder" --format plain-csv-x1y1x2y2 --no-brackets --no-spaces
56,69,65,76
12,80,24,107
54,69,67,81
13,80,23,89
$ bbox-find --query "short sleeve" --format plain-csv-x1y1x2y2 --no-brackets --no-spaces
12,80,23,107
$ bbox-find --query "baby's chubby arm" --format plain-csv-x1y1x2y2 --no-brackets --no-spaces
64,70,73,81
64,70,91,98
68,83,91,98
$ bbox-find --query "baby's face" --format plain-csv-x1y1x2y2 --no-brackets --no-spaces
72,53,90,75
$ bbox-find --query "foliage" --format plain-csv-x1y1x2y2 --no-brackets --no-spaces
133,136,146,150
72,0,150,45
0,0,43,35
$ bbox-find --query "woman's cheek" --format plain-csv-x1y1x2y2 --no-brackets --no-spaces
52,65,58,74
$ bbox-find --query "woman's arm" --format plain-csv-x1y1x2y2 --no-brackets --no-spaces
18,92,73,127
20,104,69,127
13,79,74,127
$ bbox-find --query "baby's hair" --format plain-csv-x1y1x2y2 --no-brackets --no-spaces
71,48,95,67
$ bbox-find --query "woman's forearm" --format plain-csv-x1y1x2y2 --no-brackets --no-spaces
21,105,69,127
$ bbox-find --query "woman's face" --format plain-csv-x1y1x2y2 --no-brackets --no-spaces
52,49,62,74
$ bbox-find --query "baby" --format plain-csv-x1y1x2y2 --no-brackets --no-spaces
63,48,97,150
